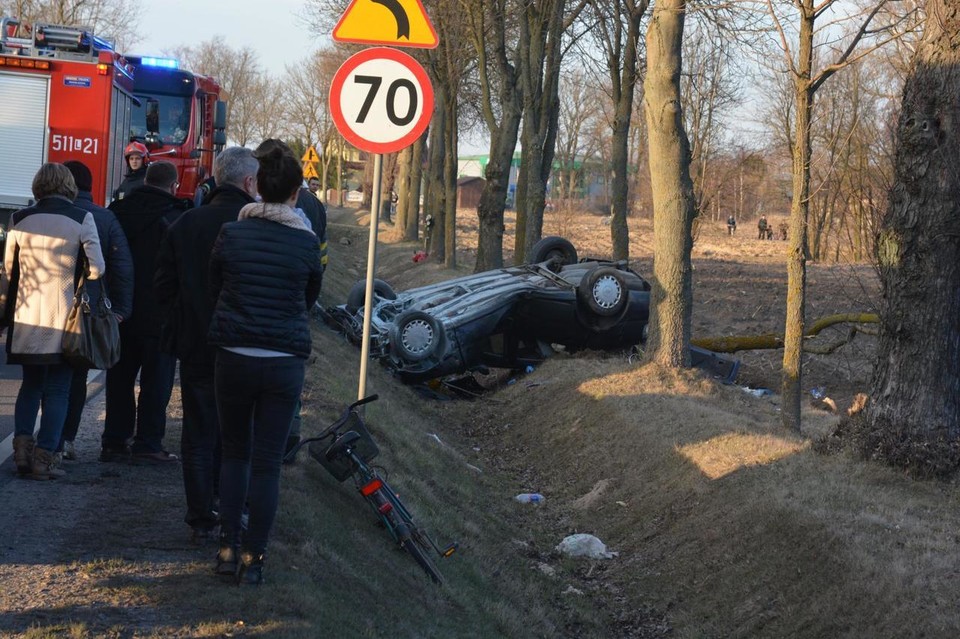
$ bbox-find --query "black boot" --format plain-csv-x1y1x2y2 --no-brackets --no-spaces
237,550,265,585
215,533,240,579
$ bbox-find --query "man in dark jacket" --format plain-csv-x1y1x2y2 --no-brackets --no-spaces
58,161,135,461
103,161,189,463
154,147,259,540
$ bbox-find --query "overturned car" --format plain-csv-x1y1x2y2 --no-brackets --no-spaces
322,236,737,384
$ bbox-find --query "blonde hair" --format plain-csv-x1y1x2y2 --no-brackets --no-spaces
32,163,78,201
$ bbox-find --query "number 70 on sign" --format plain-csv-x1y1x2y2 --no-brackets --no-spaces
329,47,434,155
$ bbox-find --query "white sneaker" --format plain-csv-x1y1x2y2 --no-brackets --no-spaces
63,440,77,461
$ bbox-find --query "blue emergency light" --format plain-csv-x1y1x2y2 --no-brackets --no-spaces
141,56,179,69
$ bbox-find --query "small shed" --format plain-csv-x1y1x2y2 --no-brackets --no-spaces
457,176,485,209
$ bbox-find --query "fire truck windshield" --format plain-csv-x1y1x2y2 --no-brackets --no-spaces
130,94,191,145
128,63,196,148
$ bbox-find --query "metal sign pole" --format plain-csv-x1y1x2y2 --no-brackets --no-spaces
357,152,383,401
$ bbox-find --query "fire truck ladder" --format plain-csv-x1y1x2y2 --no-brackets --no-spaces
0,16,114,61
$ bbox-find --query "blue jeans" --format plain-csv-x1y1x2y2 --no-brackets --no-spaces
216,349,305,555
15,363,74,452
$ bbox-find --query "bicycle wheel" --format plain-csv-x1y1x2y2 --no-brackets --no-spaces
394,516,443,585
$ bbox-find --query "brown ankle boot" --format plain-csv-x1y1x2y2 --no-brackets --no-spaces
13,435,34,475
30,447,66,480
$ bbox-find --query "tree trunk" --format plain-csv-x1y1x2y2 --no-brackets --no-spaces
642,0,695,368
443,97,458,268
471,0,523,272
865,0,960,476
425,94,447,261
336,140,344,207
514,149,530,264
406,133,426,242
395,145,412,232
781,2,815,432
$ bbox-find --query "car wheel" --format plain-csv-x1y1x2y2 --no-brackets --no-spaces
390,311,445,362
577,266,629,318
346,279,397,314
529,236,578,266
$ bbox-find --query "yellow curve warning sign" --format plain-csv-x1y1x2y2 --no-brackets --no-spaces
333,0,439,49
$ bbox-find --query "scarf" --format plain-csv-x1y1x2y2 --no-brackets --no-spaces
238,202,313,233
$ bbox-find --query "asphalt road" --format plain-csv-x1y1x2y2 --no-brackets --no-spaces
0,348,25,479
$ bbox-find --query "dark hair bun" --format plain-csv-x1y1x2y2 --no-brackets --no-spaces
257,148,302,203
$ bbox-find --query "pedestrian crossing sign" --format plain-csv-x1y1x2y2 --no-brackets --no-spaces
333,0,439,49
301,146,320,164
302,163,319,179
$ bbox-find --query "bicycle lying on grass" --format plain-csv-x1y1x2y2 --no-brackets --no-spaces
285,395,458,584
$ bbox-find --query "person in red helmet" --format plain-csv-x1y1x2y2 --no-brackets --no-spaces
113,142,149,201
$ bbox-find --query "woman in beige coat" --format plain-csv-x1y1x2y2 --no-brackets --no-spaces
1,163,105,479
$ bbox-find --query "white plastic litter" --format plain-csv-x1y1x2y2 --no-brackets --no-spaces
741,386,773,398
428,433,443,445
555,533,618,559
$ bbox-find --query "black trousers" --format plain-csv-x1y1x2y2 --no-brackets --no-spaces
103,331,176,453
216,349,304,556
59,366,90,446
180,358,221,530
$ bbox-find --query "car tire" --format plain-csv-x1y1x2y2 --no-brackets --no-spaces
346,279,397,314
390,311,445,362
577,266,629,319
529,236,578,266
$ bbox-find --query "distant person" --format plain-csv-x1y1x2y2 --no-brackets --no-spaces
113,142,149,201
155,147,259,543
58,161,135,462
757,215,768,240
726,215,737,235
778,221,789,241
210,145,322,585
2,164,105,479
103,161,189,464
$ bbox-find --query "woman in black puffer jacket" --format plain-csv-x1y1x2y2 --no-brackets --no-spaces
208,147,323,585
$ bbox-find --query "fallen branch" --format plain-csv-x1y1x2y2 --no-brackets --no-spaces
692,313,879,354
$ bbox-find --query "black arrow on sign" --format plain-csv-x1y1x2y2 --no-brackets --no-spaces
371,0,411,40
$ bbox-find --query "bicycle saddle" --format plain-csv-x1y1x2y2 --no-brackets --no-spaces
326,431,362,461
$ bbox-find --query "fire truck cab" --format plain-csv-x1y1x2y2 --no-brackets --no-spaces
0,16,226,220
125,56,227,201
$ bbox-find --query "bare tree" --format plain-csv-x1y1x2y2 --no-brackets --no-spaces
863,0,960,477
173,37,266,147
584,0,649,260
681,18,742,225
466,0,524,271
554,66,601,203
760,0,920,431
514,0,588,263
643,0,697,367
2,0,142,49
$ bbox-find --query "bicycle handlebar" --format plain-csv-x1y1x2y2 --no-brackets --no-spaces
283,395,379,462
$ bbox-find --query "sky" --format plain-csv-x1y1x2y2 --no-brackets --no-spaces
136,0,327,76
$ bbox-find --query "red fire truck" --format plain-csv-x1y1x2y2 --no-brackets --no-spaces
0,17,226,219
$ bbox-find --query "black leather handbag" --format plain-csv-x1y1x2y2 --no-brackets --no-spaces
62,278,121,370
